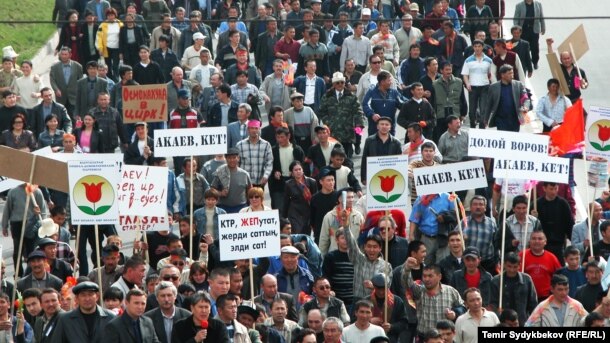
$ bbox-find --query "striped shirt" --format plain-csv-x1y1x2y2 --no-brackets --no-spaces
230,83,261,105
461,54,493,86
402,266,464,335
344,220,392,301
236,137,273,184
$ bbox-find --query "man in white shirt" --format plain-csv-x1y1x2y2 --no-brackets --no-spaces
462,40,492,129
188,48,217,89
454,288,499,343
341,300,386,342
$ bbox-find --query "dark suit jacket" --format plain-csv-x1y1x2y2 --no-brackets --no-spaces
171,316,229,343
306,142,346,177
119,25,149,54
207,100,239,127
253,292,298,322
269,144,305,192
485,80,527,128
106,313,161,343
74,127,105,153
144,307,191,343
360,134,403,183
30,101,73,137
75,76,109,117
80,23,101,63
254,31,283,71
510,39,533,74
124,137,154,165
16,272,63,292
34,310,63,343
49,60,83,106
227,121,247,148
50,305,116,343
292,76,326,112
150,48,181,83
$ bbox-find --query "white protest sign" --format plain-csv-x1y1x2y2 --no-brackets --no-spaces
585,106,610,159
118,165,168,216
413,160,487,196
68,155,122,225
218,210,280,261
493,155,569,183
154,127,228,157
366,155,409,213
115,215,168,232
468,129,549,159
0,147,53,192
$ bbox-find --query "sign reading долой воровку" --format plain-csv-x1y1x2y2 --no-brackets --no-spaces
218,210,280,261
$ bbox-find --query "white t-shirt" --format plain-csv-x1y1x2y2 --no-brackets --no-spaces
342,323,386,343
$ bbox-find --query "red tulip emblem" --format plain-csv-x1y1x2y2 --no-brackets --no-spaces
598,124,610,148
379,175,397,196
371,170,405,204
77,181,112,215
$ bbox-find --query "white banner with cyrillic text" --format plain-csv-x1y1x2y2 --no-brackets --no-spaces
218,210,280,261
492,155,570,183
414,160,488,195
468,129,549,158
154,127,228,157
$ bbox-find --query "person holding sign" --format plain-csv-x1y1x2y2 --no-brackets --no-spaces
462,196,498,275
177,158,210,212
319,187,364,255
360,117,403,185
409,192,455,265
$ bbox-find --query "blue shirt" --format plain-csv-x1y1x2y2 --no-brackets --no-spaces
409,193,455,236
218,21,248,35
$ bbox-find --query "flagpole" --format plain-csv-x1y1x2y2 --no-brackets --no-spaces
499,173,509,310
582,141,594,259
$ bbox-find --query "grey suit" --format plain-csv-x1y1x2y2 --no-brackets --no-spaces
16,272,63,293
50,305,116,343
106,313,161,343
49,60,83,112
143,306,191,343
85,0,111,21
75,76,109,117
485,80,527,131
198,86,218,122
514,1,545,34
227,121,247,149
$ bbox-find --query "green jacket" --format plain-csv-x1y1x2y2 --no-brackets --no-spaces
432,76,464,119
317,88,365,144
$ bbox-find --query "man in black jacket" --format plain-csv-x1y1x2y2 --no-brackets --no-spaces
269,127,305,212
360,117,403,185
509,25,533,78
124,122,154,165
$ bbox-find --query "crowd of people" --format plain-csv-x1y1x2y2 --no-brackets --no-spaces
0,0,605,342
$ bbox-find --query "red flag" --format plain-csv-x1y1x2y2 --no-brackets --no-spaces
549,99,585,155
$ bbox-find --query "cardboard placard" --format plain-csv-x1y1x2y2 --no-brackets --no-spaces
413,160,488,196
153,126,228,157
547,53,571,96
118,165,168,216
0,146,68,192
218,210,281,261
122,84,168,123
492,155,570,184
68,156,122,225
115,215,168,232
558,24,589,61
468,129,550,159
366,155,409,213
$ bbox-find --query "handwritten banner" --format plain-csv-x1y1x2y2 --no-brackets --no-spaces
115,215,168,232
468,129,549,159
493,155,570,183
154,126,228,157
122,84,168,123
118,165,168,216
218,210,280,261
414,160,488,196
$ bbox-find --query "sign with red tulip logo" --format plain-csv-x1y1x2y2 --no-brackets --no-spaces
68,155,122,225
366,155,409,213
586,106,610,159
